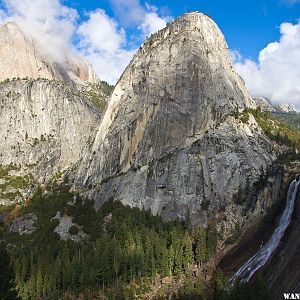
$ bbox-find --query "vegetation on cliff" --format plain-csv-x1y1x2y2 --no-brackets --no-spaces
237,107,300,161
272,112,300,130
80,81,113,112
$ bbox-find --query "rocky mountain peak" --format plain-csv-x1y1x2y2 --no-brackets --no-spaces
254,97,297,114
253,97,275,112
0,21,99,86
275,103,297,113
73,11,271,223
92,11,256,163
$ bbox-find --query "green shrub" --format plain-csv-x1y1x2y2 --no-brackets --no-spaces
68,225,79,235
201,200,210,211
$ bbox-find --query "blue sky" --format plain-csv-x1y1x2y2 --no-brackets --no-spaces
65,0,300,61
0,0,300,108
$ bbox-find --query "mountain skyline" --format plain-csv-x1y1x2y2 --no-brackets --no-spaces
0,0,299,109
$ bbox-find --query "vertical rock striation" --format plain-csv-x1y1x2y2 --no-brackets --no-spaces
0,79,101,181
73,12,274,224
0,20,105,204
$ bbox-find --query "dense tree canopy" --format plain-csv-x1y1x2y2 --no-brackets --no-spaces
0,183,219,299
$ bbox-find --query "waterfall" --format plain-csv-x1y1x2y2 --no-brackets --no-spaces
228,179,300,287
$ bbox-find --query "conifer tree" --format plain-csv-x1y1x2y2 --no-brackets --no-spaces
182,231,194,268
206,224,218,259
168,245,175,276
36,269,43,297
195,226,206,264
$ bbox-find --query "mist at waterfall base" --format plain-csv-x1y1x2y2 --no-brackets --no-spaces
228,179,300,287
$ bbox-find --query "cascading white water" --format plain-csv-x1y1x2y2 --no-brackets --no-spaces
228,179,300,287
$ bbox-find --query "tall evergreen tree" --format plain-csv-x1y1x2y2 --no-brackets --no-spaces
182,231,194,268
36,269,43,298
195,226,206,264
206,224,218,259
0,243,18,299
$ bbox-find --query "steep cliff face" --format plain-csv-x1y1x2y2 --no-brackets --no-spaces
73,12,274,224
0,79,101,204
0,22,99,85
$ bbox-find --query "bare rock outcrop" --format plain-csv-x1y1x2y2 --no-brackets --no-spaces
53,212,87,243
0,79,101,186
0,22,109,205
73,12,274,224
9,213,37,235
254,97,297,114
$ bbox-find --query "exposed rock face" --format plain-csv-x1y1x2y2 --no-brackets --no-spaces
261,169,300,298
253,97,276,112
9,213,37,235
0,79,101,184
219,162,300,296
73,12,274,224
0,22,99,86
254,97,297,114
275,103,297,114
0,22,109,205
53,212,86,243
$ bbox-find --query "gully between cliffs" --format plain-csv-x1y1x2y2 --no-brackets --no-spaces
228,179,300,287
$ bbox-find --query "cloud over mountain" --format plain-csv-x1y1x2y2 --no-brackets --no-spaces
0,0,170,84
0,0,77,65
233,20,300,110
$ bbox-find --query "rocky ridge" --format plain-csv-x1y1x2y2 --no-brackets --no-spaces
254,97,297,114
0,10,299,299
0,20,113,206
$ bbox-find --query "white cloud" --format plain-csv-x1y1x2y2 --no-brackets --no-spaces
110,0,171,37
78,9,125,53
138,5,172,37
233,20,300,110
0,0,172,84
76,1,172,83
1,0,78,64
77,9,136,83
109,0,145,26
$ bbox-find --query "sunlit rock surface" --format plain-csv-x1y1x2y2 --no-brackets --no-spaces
73,12,274,224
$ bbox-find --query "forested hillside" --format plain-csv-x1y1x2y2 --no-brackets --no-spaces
0,180,219,299
0,179,272,299
272,112,300,130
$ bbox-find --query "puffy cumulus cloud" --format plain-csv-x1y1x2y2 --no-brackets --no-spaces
77,9,136,83
0,0,172,84
109,0,171,36
233,20,300,110
78,10,126,53
138,4,172,37
76,1,172,83
1,0,78,64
